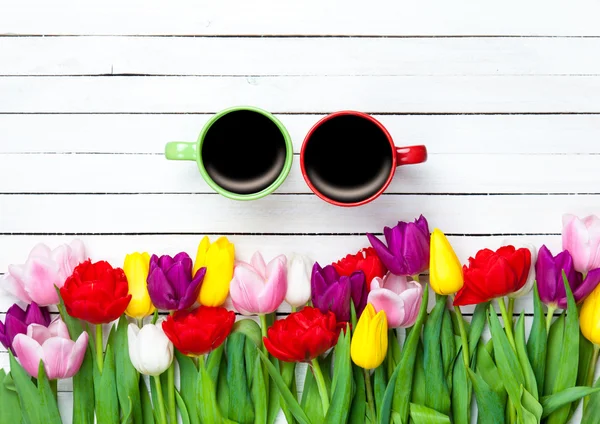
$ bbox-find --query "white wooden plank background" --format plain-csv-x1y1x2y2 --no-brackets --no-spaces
1,1,600,422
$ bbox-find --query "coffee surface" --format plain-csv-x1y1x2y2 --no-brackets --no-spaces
202,110,287,195
303,115,393,203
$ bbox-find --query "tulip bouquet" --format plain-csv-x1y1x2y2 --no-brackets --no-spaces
4,215,600,424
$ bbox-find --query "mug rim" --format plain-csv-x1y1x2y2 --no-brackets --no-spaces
300,110,397,207
196,106,294,201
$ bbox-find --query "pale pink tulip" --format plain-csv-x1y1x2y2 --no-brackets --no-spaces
2,240,86,306
12,319,88,380
367,273,423,328
562,214,600,274
230,252,287,315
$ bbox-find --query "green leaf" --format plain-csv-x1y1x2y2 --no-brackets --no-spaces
95,345,120,424
541,386,600,418
544,313,565,396
412,340,427,406
526,285,547,391
379,358,402,424
197,361,224,424
37,362,62,424
423,294,451,415
258,350,312,424
582,377,600,424
451,353,470,424
114,317,142,424
226,333,254,424
441,307,456,390
488,306,525,423
176,390,191,424
515,312,538,398
468,302,489,361
217,353,229,418
546,271,580,424
467,368,504,424
409,403,451,424
572,330,595,418
232,319,263,348
375,365,387,419
392,284,429,423
349,363,367,424
139,378,155,424
475,341,504,399
10,352,44,424
300,363,324,424
267,358,281,424
0,371,22,424
280,361,297,424
251,355,267,424
521,387,543,424
326,327,353,424
207,343,225,384
175,351,199,424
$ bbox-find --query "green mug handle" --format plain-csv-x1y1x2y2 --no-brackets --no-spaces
165,142,197,161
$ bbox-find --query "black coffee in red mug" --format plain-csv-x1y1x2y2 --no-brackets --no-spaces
300,111,427,206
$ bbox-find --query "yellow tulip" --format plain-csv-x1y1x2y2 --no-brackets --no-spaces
193,236,235,307
124,252,155,319
351,304,388,369
580,283,600,345
429,228,464,295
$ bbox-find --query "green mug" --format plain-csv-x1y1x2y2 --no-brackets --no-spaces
165,106,294,201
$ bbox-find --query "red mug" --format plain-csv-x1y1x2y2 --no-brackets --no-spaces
300,111,427,207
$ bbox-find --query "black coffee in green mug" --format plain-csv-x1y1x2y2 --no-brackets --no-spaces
165,106,293,200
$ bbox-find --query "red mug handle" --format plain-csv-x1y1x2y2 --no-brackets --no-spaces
396,145,428,166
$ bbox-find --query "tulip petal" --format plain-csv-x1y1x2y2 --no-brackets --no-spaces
2,274,32,304
147,268,177,310
25,303,51,327
12,334,44,378
48,319,71,339
29,243,52,259
28,324,53,345
178,267,205,310
22,256,60,306
4,313,28,349
569,268,600,307
563,214,592,274
64,331,89,378
230,266,265,315
250,252,267,280
368,288,404,328
256,258,287,314
127,325,142,372
193,236,211,275
367,233,400,274
41,337,76,380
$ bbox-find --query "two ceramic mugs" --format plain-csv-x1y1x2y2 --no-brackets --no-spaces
165,106,427,207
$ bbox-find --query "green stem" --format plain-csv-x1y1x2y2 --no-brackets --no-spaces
95,324,104,372
153,375,169,424
291,305,297,313
50,379,58,399
507,297,515,324
546,306,556,334
311,358,330,416
152,309,159,325
364,368,377,423
584,345,600,410
197,355,205,368
137,318,144,328
412,274,420,283
454,305,471,369
497,298,517,351
167,362,176,424
259,314,270,395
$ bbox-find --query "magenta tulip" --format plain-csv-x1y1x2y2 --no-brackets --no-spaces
367,273,423,328
562,214,600,274
230,252,287,315
12,318,88,380
2,240,86,306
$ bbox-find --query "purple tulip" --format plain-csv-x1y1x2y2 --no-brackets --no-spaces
311,263,367,322
147,253,206,311
367,215,430,276
0,302,51,355
536,245,600,309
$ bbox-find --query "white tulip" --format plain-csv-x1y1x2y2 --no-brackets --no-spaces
128,322,174,376
285,253,313,308
502,239,538,299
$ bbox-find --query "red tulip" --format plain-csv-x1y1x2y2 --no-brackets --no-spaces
332,247,387,290
263,307,345,363
162,306,235,357
60,260,131,324
453,246,531,306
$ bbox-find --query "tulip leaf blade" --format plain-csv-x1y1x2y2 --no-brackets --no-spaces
526,285,547,391
326,326,353,424
391,286,429,423
207,343,225,384
0,371,22,424
515,312,539,398
258,350,312,424
451,350,470,424
520,386,543,424
541,386,600,418
9,352,44,424
175,390,191,424
546,271,580,424
139,377,155,424
197,361,224,424
582,377,600,423
36,362,62,424
300,362,324,423
232,319,263,349
467,368,505,424
279,360,298,424
423,294,451,415
226,332,254,424
408,403,451,424
468,301,489,361
114,316,142,424
96,344,120,424
544,313,565,396
374,365,387,418
441,307,456,390
251,355,268,424
349,361,366,424
175,350,199,424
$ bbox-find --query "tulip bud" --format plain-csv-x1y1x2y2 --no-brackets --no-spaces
123,252,155,319
128,322,174,376
429,229,464,295
193,236,235,307
580,283,600,345
350,304,388,369
285,253,312,308
562,214,600,274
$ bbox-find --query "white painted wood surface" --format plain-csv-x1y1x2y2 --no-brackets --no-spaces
1,1,599,422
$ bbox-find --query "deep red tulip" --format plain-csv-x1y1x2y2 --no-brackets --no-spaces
263,307,345,362
162,306,235,357
453,246,531,306
60,260,131,324
332,247,387,290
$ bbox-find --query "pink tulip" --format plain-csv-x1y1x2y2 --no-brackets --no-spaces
12,318,88,380
562,214,600,274
230,252,287,315
2,240,86,306
367,273,423,328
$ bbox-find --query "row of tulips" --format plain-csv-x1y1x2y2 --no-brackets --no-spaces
1,215,600,423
